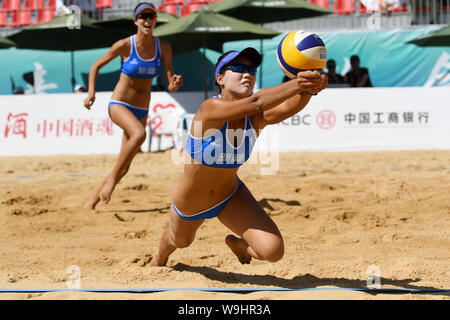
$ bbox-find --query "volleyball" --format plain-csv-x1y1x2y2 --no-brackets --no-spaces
277,30,327,79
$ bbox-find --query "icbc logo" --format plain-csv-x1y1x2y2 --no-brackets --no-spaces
316,110,336,130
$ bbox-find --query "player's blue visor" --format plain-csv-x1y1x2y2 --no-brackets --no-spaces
215,48,262,80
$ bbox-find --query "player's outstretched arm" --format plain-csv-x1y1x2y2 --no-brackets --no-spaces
258,72,328,127
198,70,323,122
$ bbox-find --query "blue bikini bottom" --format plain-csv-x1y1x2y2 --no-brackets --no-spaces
108,100,149,120
173,179,243,221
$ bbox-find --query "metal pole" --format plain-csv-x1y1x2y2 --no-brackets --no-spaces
71,50,75,92
203,36,208,100
259,37,263,89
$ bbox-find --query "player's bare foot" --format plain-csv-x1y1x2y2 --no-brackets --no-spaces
84,198,100,210
99,179,116,204
149,254,167,267
225,234,252,264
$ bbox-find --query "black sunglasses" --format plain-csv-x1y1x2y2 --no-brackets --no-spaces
137,12,156,20
223,64,257,75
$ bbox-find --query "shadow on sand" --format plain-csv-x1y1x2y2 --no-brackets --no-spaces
171,263,449,296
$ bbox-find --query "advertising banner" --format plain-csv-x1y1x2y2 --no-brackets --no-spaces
0,91,186,156
1,88,448,156
254,87,450,152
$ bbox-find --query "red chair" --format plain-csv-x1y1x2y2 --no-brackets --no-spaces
334,0,356,15
162,0,183,6
8,0,21,12
415,5,428,13
37,0,45,10
47,0,56,10
190,0,209,4
18,9,32,26
96,0,113,9
392,4,407,12
309,0,329,9
179,4,189,17
161,4,177,15
189,3,201,12
6,10,19,27
0,10,7,26
23,0,38,11
38,8,54,23
0,1,7,25
23,1,39,25
4,0,21,28
359,2,370,13
103,0,113,8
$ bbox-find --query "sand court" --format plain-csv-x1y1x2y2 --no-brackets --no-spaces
0,150,449,300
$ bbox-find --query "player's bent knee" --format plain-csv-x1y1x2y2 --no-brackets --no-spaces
258,238,285,263
172,236,194,249
266,245,284,263
169,229,195,249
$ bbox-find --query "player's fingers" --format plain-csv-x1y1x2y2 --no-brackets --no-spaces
299,77,321,87
298,81,318,89
297,77,322,87
297,70,321,79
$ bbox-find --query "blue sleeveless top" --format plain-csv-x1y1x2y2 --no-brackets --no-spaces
121,35,161,79
186,115,258,169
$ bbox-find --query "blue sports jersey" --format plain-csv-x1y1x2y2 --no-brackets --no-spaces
186,115,257,169
121,35,161,79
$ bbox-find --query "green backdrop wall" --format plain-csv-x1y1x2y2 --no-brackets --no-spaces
0,28,448,95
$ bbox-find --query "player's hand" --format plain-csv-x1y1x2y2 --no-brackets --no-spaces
83,94,95,110
169,74,183,92
308,73,328,95
296,70,322,93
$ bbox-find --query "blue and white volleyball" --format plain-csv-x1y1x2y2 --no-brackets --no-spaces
277,30,327,79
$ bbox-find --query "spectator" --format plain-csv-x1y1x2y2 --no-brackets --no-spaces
13,86,25,95
345,55,373,87
325,59,345,85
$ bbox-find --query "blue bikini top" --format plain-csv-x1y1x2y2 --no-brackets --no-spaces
186,115,258,169
121,35,161,79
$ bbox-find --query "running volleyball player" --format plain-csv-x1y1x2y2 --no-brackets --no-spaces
83,2,183,209
150,48,327,266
